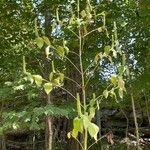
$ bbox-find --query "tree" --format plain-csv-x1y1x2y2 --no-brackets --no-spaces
0,0,150,150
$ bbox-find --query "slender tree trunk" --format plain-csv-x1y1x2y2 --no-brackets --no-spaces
44,0,53,149
45,94,53,150
0,136,6,150
144,94,150,126
131,91,140,149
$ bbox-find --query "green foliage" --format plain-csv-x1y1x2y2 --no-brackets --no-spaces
0,104,75,135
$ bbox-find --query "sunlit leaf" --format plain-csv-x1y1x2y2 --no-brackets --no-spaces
57,46,65,58
98,27,103,32
104,45,111,55
118,77,125,90
35,37,44,49
43,82,53,94
111,74,118,86
53,78,60,86
81,10,86,18
33,75,43,86
72,117,83,139
89,107,95,120
49,72,54,81
118,88,123,99
118,66,124,75
42,36,51,46
88,123,99,140
58,73,64,82
83,115,90,129
45,46,50,58
67,132,71,139
103,89,109,98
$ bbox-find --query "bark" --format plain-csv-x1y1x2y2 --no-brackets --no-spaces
131,91,140,148
0,136,6,150
44,0,53,149
45,94,53,150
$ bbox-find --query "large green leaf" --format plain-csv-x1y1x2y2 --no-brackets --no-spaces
43,83,53,94
72,117,83,139
56,46,65,58
111,74,118,86
82,115,90,129
42,36,51,46
35,37,44,49
88,123,99,140
33,75,43,86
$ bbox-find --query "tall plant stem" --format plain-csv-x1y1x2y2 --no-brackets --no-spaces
77,0,87,150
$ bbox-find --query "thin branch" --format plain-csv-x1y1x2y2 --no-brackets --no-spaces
87,134,107,150
85,63,99,88
57,86,76,100
75,138,84,150
65,56,82,74
65,76,81,87
83,28,99,38
83,60,94,75
69,51,80,57
67,27,79,38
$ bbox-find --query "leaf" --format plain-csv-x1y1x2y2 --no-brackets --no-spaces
35,37,44,49
33,75,43,86
45,46,50,58
98,27,103,32
88,123,99,140
77,93,82,117
103,89,109,99
43,83,53,94
42,36,51,45
94,52,103,62
111,74,118,86
58,73,64,82
83,115,90,129
104,45,111,55
53,78,60,86
57,46,65,58
110,89,117,99
72,117,83,139
118,88,123,99
26,72,34,83
67,132,71,139
118,77,125,90
49,72,54,81
89,107,95,120
112,49,117,58
97,101,100,110
64,46,69,54
118,66,124,75
80,10,87,18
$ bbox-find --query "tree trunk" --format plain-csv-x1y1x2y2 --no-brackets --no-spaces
0,136,6,150
45,94,53,150
44,0,53,149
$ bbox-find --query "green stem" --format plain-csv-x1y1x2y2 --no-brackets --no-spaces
77,0,88,150
84,129,88,150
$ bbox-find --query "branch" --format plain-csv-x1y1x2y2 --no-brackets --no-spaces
83,28,99,38
87,134,107,150
65,56,82,75
67,27,79,38
65,76,81,87
85,63,99,87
